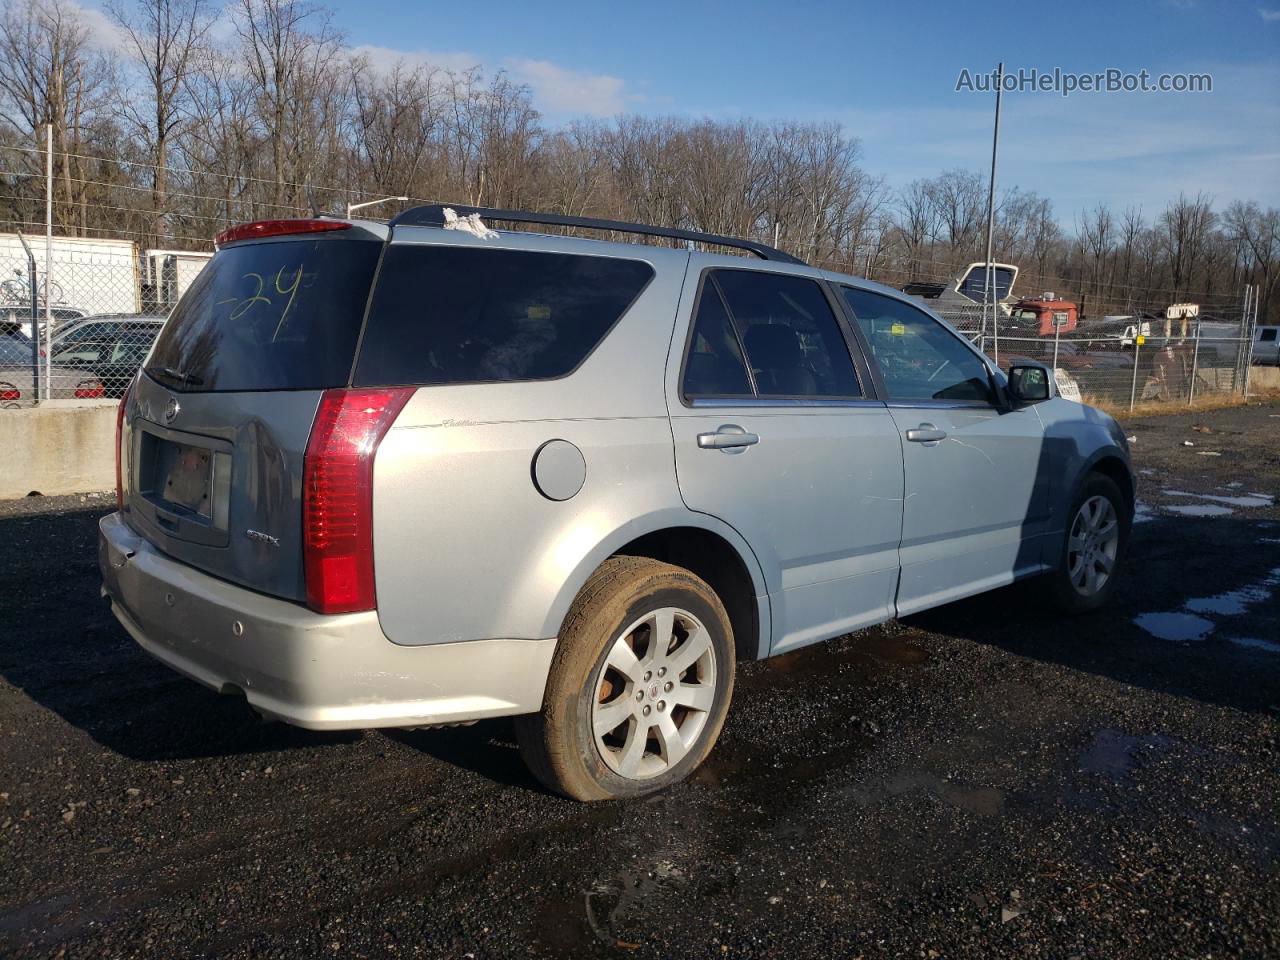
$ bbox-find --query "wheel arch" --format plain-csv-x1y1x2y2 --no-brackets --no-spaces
1077,449,1136,521
543,510,771,661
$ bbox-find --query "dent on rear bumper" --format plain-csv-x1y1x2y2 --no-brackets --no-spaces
98,512,556,730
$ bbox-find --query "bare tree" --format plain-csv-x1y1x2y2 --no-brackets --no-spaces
0,0,113,233
1160,192,1215,302
107,0,213,242
232,0,345,209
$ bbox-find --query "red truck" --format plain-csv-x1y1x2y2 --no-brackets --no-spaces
1009,295,1078,336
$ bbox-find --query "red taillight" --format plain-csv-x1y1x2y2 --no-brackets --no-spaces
115,380,132,511
215,219,351,247
303,387,413,614
74,379,105,399
0,385,19,404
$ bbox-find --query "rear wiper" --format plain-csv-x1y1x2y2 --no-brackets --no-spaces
159,365,204,386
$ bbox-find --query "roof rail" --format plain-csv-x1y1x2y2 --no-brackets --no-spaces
388,204,806,265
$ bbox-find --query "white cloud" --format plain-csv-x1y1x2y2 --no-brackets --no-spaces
74,2,129,52
348,44,481,77
504,58,626,117
345,46,627,117
1260,7,1280,20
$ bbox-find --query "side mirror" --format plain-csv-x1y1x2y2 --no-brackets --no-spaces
1007,362,1051,405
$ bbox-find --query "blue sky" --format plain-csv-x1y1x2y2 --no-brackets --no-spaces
333,0,1280,219
84,0,1280,219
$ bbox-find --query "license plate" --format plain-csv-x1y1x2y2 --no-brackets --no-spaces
157,441,213,517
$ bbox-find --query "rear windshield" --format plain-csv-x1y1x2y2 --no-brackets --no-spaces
354,245,653,386
145,237,380,392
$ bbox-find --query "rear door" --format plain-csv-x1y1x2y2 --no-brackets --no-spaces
838,286,1051,615
123,226,384,601
668,264,904,655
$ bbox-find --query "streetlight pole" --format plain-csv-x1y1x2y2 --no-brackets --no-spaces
346,196,409,218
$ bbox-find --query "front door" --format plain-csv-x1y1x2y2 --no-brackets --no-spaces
838,286,1052,616
668,265,904,654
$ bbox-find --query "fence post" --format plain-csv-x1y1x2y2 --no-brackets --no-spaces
1052,316,1061,374
15,231,40,403
1243,285,1258,398
1187,321,1200,406
1129,337,1141,413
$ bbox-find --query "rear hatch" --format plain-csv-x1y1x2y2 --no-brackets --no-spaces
123,224,383,602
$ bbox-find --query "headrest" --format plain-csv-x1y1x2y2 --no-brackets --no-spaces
743,324,802,367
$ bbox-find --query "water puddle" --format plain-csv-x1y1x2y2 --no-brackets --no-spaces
1227,636,1280,654
1135,567,1280,644
1185,576,1277,616
1151,489,1275,518
878,771,1006,816
1078,729,1175,782
1134,611,1215,642
1163,489,1275,509
1163,504,1235,517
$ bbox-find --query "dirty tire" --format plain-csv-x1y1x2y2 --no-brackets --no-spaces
516,556,735,801
1045,472,1131,615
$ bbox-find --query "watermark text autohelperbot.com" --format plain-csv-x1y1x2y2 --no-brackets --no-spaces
956,67,1212,97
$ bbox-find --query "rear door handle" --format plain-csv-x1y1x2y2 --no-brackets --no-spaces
698,425,760,450
905,423,947,444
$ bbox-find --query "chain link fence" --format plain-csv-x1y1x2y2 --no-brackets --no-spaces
927,302,1262,410
0,225,1265,413
0,232,211,406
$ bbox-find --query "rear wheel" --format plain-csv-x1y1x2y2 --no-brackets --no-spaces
517,556,735,801
1045,473,1129,614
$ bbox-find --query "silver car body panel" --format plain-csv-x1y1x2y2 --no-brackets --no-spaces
667,255,904,655
100,512,555,728
102,220,1133,731
125,371,321,601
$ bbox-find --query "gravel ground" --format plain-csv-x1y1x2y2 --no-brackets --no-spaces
1,400,1278,959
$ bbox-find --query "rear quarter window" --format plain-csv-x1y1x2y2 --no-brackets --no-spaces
354,245,654,386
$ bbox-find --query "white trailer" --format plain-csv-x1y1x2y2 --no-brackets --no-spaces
0,233,139,316
143,249,212,312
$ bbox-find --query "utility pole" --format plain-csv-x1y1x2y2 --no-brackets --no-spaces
981,63,1004,363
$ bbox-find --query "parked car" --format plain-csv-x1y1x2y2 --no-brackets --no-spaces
0,304,88,338
1251,325,1279,365
100,208,1135,801
0,324,105,403
50,314,166,397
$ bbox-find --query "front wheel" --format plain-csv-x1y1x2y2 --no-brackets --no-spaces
1045,473,1130,614
517,556,735,801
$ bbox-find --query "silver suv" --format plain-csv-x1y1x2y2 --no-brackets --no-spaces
99,206,1134,801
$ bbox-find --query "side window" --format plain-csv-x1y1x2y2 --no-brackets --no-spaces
841,287,995,404
682,281,752,397
712,270,861,398
356,247,654,386
1261,328,1278,342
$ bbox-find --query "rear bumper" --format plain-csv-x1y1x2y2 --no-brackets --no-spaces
98,512,556,730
